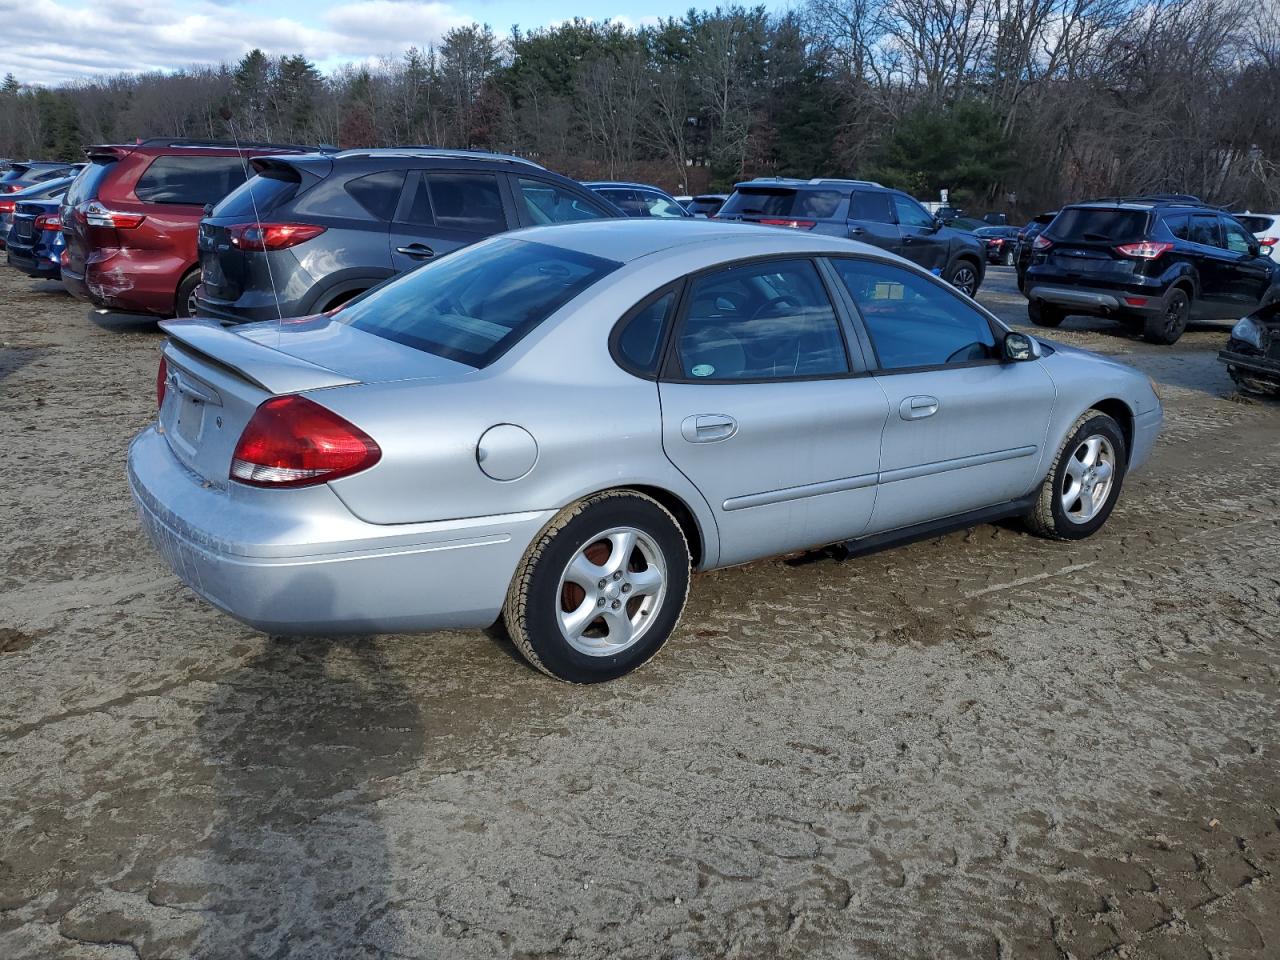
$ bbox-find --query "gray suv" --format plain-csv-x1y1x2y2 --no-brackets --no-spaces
716,178,986,296
194,149,623,323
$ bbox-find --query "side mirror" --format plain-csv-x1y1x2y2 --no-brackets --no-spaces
932,217,944,232
202,202,214,217
1003,331,1041,362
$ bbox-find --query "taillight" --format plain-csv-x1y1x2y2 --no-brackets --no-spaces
758,218,816,230
1033,234,1053,251
231,395,380,488
34,213,61,232
156,355,168,410
227,222,327,251
1,184,20,194
0,200,14,214
1261,237,1277,247
82,200,145,229
59,249,70,267
1115,241,1173,259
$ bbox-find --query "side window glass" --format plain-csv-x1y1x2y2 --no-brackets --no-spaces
832,258,996,369
1189,214,1221,247
676,259,848,381
425,173,506,233
600,188,646,216
519,177,608,223
849,191,894,223
1222,218,1253,254
344,170,406,222
893,195,935,229
641,193,688,218
134,156,246,205
614,291,675,376
1166,214,1190,241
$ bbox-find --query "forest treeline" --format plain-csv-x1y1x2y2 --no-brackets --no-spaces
2,0,1278,216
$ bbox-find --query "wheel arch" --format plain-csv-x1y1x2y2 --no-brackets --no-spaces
610,484,708,570
1088,398,1135,464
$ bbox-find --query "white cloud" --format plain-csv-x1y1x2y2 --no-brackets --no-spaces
0,0,473,85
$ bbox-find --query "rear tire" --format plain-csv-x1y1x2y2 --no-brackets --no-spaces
174,271,201,319
503,490,691,683
1028,300,1065,327
1025,411,1127,540
1002,248,1014,266
1143,288,1190,344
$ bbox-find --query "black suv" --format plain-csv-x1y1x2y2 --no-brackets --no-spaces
1024,196,1280,344
717,179,986,296
195,149,622,323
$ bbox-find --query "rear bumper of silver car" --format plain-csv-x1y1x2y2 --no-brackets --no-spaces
128,426,552,635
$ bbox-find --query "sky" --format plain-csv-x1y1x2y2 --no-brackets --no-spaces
0,0,786,86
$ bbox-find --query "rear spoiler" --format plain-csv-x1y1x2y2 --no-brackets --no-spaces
249,153,333,180
160,318,357,395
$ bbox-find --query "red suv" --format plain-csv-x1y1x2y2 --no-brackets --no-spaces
61,138,317,318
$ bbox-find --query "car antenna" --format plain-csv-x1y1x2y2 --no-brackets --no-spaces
218,106,284,325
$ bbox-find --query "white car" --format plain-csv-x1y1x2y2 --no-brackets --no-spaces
1239,213,1280,262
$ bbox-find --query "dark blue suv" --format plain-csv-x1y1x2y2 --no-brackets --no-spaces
715,178,987,296
1024,196,1280,344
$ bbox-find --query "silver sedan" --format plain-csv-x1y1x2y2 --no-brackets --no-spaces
129,220,1163,682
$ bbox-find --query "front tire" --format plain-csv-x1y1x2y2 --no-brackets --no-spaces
1028,299,1065,327
1143,288,1190,344
503,490,691,683
1025,411,1127,540
946,259,980,297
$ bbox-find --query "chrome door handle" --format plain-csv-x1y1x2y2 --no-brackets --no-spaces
396,244,434,259
681,414,737,443
899,395,939,420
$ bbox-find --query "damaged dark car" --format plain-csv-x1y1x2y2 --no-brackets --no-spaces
1220,302,1280,396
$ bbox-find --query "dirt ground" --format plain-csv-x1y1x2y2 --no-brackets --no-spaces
1,262,1278,960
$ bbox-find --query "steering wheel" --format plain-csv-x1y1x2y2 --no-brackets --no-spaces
748,294,801,323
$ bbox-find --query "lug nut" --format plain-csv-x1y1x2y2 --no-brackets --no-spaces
598,579,607,589
621,583,631,593
613,571,622,581
597,597,606,607
611,600,621,609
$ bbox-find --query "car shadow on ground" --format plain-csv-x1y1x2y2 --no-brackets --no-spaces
195,577,424,954
87,308,166,335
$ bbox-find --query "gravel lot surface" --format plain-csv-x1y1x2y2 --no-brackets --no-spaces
1,265,1278,960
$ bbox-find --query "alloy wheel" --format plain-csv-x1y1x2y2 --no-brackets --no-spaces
951,266,977,296
556,526,668,656
1060,435,1116,524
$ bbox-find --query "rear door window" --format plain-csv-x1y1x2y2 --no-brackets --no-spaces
849,191,894,223
517,177,609,224
596,188,644,216
1172,214,1221,247
344,170,406,221
673,259,849,381
134,156,249,205
638,192,687,218
426,172,507,232
1049,207,1150,242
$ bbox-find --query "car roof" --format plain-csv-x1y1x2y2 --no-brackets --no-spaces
333,147,544,169
734,177,885,191
583,181,673,193
503,217,889,264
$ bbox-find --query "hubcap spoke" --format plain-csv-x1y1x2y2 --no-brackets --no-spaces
564,553,606,591
1093,461,1113,484
605,530,637,576
1064,456,1086,483
628,566,663,597
599,605,634,646
561,599,599,640
1082,436,1102,466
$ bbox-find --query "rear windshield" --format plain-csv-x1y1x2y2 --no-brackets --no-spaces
1236,214,1273,234
63,161,113,206
337,238,621,368
1049,206,1150,242
134,156,248,205
687,197,724,215
719,188,843,219
213,170,300,219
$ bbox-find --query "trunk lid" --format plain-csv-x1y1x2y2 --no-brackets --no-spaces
158,317,473,485
1043,206,1151,279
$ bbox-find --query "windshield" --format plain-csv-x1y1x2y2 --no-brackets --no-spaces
337,238,621,368
1050,207,1150,242
719,188,843,219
